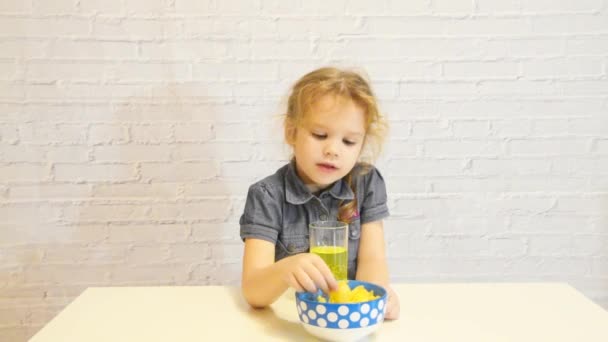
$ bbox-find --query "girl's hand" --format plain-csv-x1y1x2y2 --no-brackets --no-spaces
281,253,338,294
384,285,400,320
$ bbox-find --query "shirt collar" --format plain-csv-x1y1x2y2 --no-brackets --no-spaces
284,160,355,205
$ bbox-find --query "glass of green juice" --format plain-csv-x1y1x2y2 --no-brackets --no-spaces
309,220,348,280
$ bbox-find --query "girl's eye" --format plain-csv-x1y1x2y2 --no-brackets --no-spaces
343,139,356,146
312,133,326,139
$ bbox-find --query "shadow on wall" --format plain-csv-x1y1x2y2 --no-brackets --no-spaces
71,83,234,288
17,83,239,341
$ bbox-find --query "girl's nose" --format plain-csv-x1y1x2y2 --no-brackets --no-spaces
324,142,339,158
324,150,337,157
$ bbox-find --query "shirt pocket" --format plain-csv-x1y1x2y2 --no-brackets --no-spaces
277,234,309,256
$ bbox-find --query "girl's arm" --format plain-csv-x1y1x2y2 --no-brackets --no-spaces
355,220,400,319
241,238,337,308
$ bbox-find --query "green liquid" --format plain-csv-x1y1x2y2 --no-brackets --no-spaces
311,246,348,280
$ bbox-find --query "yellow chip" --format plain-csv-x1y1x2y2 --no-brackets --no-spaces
325,281,380,303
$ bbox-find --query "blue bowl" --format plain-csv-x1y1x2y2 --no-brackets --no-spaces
295,280,388,341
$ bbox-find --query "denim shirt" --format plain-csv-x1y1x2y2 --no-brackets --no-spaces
239,160,390,280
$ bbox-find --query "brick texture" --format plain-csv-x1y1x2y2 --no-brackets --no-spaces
1,0,608,340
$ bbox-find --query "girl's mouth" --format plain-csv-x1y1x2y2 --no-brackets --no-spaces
317,163,338,172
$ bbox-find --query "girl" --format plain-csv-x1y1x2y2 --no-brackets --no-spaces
239,67,400,319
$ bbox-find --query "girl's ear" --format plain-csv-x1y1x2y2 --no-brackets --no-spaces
284,118,297,146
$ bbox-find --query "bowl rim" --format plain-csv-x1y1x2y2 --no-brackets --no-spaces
295,280,388,306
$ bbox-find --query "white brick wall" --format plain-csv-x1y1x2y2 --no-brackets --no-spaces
1,0,608,340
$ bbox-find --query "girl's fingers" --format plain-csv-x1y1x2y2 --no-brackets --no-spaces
286,273,304,292
303,262,331,294
385,291,400,320
293,268,317,293
311,256,338,291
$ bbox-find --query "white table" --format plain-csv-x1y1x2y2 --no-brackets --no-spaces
30,283,608,341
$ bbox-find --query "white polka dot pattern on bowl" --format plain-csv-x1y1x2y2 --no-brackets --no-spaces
295,280,388,329
317,318,327,327
296,300,386,330
370,308,378,319
360,317,369,327
316,304,326,315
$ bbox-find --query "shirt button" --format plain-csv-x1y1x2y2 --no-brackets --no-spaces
320,214,328,220
287,243,295,252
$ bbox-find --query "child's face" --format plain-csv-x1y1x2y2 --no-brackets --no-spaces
289,95,366,189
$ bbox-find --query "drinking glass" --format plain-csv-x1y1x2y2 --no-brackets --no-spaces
309,221,348,280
